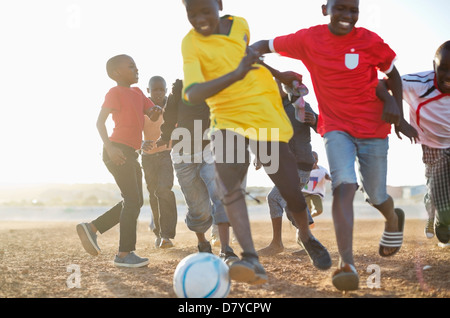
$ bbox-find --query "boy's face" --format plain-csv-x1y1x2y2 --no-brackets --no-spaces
148,79,167,105
184,0,222,36
434,48,450,94
322,0,359,36
114,56,139,86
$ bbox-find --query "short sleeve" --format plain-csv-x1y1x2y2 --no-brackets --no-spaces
273,29,308,61
181,35,205,102
371,35,397,74
102,88,121,111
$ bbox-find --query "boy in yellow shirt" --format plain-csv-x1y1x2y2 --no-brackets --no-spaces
181,0,331,285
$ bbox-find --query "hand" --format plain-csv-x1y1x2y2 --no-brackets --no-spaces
148,105,163,121
381,97,401,126
156,138,169,148
105,144,126,166
277,71,303,87
395,118,419,143
234,46,260,80
142,140,154,152
304,111,317,125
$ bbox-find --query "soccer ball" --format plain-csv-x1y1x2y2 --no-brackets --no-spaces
173,252,231,298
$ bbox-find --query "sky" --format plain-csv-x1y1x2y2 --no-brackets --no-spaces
0,0,448,187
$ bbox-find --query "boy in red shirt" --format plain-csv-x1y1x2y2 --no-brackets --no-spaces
251,0,417,290
76,54,162,267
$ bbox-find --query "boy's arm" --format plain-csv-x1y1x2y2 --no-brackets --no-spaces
377,69,401,126
259,60,303,87
158,80,182,147
96,108,126,165
378,74,419,143
185,47,260,104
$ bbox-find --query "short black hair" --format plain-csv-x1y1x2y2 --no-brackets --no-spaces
435,40,450,58
106,54,130,79
148,75,166,88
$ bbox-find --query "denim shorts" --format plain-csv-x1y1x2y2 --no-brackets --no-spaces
324,130,389,206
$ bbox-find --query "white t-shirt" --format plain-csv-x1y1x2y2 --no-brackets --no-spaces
302,166,330,198
402,71,450,149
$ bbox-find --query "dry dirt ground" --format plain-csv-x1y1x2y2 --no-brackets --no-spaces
0,218,448,303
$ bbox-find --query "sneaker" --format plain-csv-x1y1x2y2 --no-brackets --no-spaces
435,222,450,244
299,235,332,270
76,223,100,256
438,242,450,248
154,237,161,248
425,218,435,239
198,241,212,253
114,252,149,268
229,253,268,285
159,238,174,249
332,260,359,291
219,246,240,267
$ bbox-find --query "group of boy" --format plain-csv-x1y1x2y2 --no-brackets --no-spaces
76,0,449,292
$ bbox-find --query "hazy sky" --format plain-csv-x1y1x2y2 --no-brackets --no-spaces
0,0,448,187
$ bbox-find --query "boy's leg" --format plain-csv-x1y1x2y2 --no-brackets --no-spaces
142,154,161,238
154,151,178,240
173,161,213,250
213,130,266,284
424,147,450,243
356,137,404,256
97,147,143,254
324,131,359,290
258,186,285,255
324,131,359,264
261,142,331,270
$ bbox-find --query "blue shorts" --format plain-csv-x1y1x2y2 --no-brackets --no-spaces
324,130,389,206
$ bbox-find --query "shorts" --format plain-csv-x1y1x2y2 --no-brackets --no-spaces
324,130,389,206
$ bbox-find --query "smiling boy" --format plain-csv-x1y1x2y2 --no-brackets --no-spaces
251,0,415,291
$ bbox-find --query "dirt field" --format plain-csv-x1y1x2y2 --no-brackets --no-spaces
0,218,448,301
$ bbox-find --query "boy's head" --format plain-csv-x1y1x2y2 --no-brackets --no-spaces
312,151,318,163
322,0,359,36
434,41,450,94
106,54,139,86
147,76,167,106
183,0,223,36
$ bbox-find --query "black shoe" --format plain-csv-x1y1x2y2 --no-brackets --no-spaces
300,236,332,270
219,246,240,266
435,222,450,244
198,241,213,253
229,252,268,285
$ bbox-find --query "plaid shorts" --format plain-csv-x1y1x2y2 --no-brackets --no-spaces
422,145,450,224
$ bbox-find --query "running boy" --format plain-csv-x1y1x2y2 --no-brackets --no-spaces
76,54,162,267
401,41,450,244
250,0,417,290
181,0,331,285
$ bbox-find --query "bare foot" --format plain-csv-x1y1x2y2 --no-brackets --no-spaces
258,243,284,256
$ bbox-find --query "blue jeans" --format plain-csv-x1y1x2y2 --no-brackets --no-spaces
92,143,143,253
142,150,177,239
267,169,314,225
173,155,226,233
324,130,389,205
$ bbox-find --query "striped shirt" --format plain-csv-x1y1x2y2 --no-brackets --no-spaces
402,71,450,149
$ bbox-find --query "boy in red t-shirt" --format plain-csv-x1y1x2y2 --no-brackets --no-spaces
76,54,162,268
251,0,417,291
